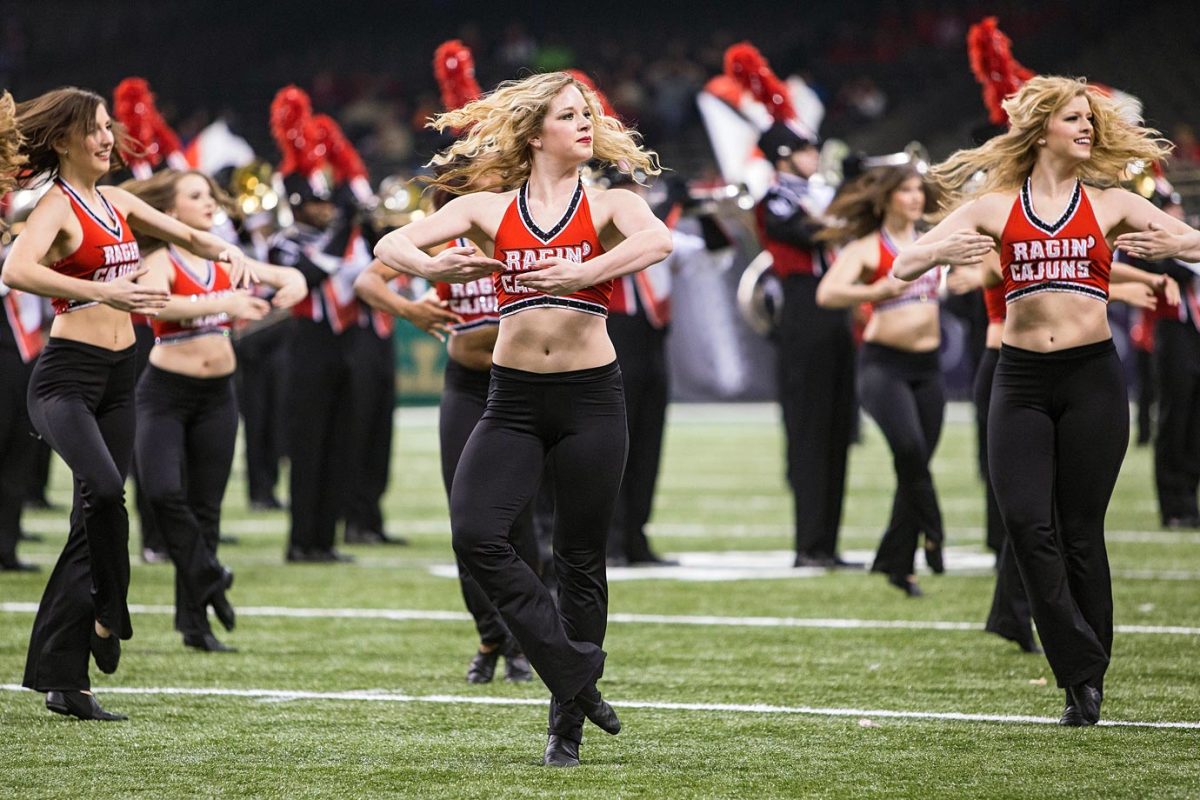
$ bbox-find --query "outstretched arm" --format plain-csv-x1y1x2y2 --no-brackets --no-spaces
373,193,504,282
892,199,995,281
2,193,167,313
103,186,253,287
1110,191,1200,262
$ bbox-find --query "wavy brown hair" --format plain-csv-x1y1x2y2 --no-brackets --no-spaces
931,75,1172,215
2,87,139,188
120,169,235,253
817,165,937,247
425,72,662,194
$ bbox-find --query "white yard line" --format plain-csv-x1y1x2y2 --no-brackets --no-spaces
0,683,1194,730
2,602,1196,636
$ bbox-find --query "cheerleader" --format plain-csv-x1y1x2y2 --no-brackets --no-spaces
816,165,946,596
375,72,671,766
893,76,1200,725
356,252,538,684
124,169,305,652
0,88,249,720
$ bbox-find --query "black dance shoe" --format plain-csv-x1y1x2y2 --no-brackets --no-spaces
466,648,500,684
923,541,945,574
1069,682,1102,726
0,558,40,572
543,734,581,767
249,497,284,512
90,627,120,674
574,684,621,735
208,568,236,632
45,691,127,721
1059,702,1084,726
504,650,533,683
887,573,923,597
344,524,409,546
184,633,237,653
18,530,44,542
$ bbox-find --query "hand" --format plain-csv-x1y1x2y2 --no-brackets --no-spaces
871,276,908,303
100,268,170,314
217,246,257,289
934,230,994,267
270,268,308,310
1109,283,1157,311
1115,222,1188,262
1156,274,1182,307
226,291,271,321
403,297,464,342
512,257,592,296
945,265,981,295
427,245,505,283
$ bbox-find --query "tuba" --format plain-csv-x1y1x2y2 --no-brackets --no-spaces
371,173,431,230
735,249,782,337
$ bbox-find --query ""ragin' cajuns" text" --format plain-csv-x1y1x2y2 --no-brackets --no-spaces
498,243,594,294
1008,235,1096,282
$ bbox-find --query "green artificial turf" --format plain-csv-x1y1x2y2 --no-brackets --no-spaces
1,404,1197,799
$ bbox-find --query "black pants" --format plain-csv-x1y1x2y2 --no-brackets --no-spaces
451,361,627,715
343,326,394,535
607,312,669,562
989,339,1126,689
136,365,237,637
974,347,1034,645
777,274,856,559
440,358,540,648
131,322,164,553
1153,321,1200,523
286,320,353,555
858,343,945,577
0,344,35,566
235,320,291,505
23,338,135,692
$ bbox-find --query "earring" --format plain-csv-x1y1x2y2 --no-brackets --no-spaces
1036,139,1046,146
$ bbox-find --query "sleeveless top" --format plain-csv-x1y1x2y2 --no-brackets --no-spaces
436,239,499,333
870,228,941,311
49,178,141,315
151,245,234,344
492,180,610,318
1000,178,1111,305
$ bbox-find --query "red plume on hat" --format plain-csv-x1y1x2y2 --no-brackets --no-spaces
270,85,318,176
966,17,1035,126
567,69,618,119
724,42,798,126
310,113,373,202
434,39,483,112
113,78,186,178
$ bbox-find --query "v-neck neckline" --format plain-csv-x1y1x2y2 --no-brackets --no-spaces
517,180,583,243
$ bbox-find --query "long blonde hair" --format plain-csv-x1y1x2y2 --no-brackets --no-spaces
931,75,1171,214
425,72,661,193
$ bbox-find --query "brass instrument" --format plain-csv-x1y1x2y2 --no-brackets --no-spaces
372,174,431,230
229,160,283,228
735,249,782,337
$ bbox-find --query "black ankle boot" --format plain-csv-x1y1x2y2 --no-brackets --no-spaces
1068,681,1102,725
45,691,127,721
543,734,581,767
466,648,500,684
574,684,621,735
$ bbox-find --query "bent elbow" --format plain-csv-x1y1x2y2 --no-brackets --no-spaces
654,230,674,262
